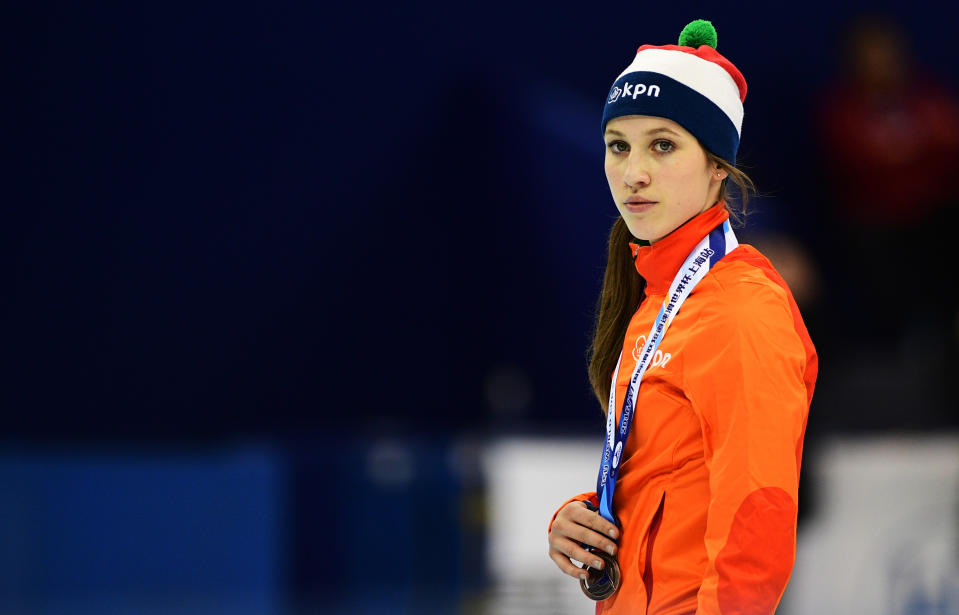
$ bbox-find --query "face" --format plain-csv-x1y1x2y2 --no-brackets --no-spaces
604,115,726,243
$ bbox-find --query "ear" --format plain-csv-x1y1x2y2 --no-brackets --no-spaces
712,165,728,181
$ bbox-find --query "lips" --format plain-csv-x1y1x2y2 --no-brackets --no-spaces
624,197,657,213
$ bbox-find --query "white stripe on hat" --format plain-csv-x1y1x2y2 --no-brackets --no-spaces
615,48,744,135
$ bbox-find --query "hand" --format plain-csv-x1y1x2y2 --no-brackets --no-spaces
548,500,619,580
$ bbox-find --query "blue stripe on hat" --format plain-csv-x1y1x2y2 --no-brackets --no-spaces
601,71,740,165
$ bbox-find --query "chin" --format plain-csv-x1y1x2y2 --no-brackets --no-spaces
623,221,660,242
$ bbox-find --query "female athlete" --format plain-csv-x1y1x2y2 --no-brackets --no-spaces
546,19,818,615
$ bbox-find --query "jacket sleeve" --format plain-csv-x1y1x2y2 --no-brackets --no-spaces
682,280,811,615
547,491,599,535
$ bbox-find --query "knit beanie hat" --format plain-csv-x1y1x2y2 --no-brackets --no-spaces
601,19,748,165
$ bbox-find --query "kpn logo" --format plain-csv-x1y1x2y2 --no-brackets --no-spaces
608,81,661,103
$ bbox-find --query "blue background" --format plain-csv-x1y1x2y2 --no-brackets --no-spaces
5,1,958,612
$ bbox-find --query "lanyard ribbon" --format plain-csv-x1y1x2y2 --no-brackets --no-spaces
595,219,739,524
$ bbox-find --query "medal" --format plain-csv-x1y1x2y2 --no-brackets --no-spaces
580,549,621,600
579,500,620,601
583,218,738,601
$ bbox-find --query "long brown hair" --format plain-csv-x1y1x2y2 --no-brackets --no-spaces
586,155,755,412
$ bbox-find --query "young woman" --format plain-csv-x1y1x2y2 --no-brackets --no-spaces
546,20,818,614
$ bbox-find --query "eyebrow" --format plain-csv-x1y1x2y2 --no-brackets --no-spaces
605,127,682,138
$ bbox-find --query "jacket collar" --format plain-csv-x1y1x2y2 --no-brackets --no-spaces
628,202,730,295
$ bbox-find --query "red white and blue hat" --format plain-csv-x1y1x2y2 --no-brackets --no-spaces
601,20,748,165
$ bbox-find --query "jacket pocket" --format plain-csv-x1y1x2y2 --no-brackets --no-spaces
642,492,666,610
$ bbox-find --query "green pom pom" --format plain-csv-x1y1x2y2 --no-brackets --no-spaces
678,19,718,49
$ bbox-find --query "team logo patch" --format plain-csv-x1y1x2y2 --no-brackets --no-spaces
607,86,622,103
632,335,672,369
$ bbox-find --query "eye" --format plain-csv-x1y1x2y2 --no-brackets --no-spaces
606,140,628,153
652,139,675,153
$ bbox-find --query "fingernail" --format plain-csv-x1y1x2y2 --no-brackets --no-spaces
593,559,603,569
607,545,615,556
609,528,618,539
579,573,587,580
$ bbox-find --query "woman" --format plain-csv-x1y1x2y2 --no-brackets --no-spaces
546,20,818,615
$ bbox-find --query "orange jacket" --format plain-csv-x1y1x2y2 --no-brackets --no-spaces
550,204,817,614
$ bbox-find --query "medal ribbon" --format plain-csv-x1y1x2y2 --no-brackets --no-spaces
595,220,739,523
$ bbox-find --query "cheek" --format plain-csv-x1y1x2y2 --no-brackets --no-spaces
604,158,617,183
673,164,711,198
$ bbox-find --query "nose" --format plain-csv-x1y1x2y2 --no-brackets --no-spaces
623,152,650,188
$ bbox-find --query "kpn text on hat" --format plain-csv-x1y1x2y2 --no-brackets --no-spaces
601,20,748,165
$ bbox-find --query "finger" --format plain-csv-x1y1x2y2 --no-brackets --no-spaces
549,536,607,572
548,547,588,580
571,502,620,540
561,522,618,557
551,513,618,557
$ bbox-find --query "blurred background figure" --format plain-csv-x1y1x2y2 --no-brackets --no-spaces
818,14,959,243
811,13,959,431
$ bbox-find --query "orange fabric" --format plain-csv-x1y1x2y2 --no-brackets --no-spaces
548,204,817,614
